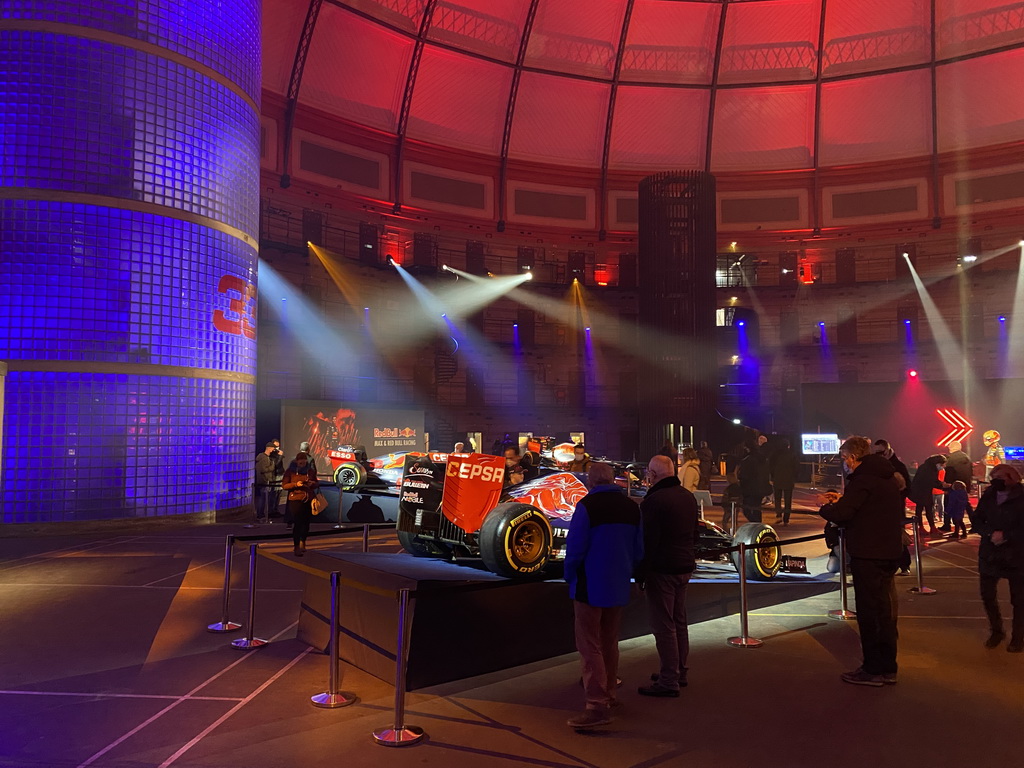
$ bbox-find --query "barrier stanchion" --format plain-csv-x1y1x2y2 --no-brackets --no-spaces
698,500,704,521
373,588,426,747
311,571,356,709
828,528,856,620
207,535,241,633
727,543,763,648
730,503,738,535
231,544,269,650
362,523,370,553
908,523,937,595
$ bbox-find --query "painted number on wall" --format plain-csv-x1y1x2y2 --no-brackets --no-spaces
213,275,256,339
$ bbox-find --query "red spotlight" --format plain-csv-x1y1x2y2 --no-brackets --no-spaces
907,369,918,378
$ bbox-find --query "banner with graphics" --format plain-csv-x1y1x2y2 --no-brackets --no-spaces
278,400,425,478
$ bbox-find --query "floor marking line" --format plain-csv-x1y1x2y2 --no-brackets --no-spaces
156,648,313,768
0,690,244,702
75,621,298,768
0,537,139,573
751,613,986,619
0,582,303,592
920,552,978,574
925,545,978,564
142,554,226,587
0,536,127,567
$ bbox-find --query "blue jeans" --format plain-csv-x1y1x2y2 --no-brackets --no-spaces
255,485,276,521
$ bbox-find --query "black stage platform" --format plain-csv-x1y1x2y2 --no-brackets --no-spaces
297,552,839,690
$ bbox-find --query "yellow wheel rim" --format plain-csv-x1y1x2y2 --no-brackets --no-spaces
511,519,545,562
757,537,779,575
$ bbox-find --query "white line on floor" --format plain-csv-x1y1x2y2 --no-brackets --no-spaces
142,554,227,586
0,536,129,567
920,552,978,574
156,647,313,768
0,582,303,592
0,537,140,573
0,690,244,702
751,613,986,619
75,621,298,768
925,545,978,564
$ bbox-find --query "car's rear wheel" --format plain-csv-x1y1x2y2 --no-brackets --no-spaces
334,462,367,492
730,523,782,580
479,503,552,578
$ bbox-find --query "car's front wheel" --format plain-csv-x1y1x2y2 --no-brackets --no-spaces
479,503,552,578
730,523,782,580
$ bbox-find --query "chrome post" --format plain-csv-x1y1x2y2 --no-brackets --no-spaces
730,502,738,535
727,543,763,648
362,523,370,553
373,588,425,746
828,528,857,620
231,544,269,650
311,571,356,708
207,535,241,632
909,522,937,595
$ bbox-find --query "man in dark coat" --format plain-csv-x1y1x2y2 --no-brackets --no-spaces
909,454,948,534
769,439,800,525
738,447,770,523
969,463,1024,651
637,455,700,697
942,441,973,531
819,436,905,686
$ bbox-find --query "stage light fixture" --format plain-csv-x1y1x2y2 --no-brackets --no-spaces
585,326,591,332
387,257,397,266
736,320,745,327
818,321,825,327
904,319,911,325
513,323,518,328
732,418,741,424
902,252,910,259
908,369,919,378
441,313,447,318
962,255,978,263
1000,316,1006,322
441,264,449,271
525,272,533,281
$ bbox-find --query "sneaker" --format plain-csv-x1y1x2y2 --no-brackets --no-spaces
899,569,911,576
638,684,680,698
649,672,688,687
840,669,884,687
567,709,612,730
985,630,1006,649
1008,637,1024,653
881,672,898,685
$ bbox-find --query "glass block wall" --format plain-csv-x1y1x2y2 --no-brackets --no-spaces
0,1,260,522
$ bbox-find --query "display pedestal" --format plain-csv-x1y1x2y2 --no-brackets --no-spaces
298,552,836,690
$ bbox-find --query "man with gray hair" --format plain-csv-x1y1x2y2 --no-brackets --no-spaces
819,436,904,686
564,462,644,730
637,454,700,697
942,440,972,532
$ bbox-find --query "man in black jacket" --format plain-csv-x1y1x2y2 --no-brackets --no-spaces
637,454,701,697
819,436,905,687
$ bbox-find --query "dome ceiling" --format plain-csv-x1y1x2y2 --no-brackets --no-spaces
262,0,1024,174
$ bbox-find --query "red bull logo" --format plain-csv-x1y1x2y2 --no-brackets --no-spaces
373,426,418,438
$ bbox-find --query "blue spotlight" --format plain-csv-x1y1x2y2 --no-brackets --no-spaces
441,313,447,318
736,320,745,327
904,319,911,325
818,321,825,327
1000,316,1006,322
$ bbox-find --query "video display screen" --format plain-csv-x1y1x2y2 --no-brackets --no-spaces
801,433,841,455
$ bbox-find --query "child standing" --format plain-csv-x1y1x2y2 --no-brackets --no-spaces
945,480,970,539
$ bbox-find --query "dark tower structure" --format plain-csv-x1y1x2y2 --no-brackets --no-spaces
637,171,718,457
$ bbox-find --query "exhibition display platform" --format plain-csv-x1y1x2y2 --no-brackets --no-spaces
297,551,839,689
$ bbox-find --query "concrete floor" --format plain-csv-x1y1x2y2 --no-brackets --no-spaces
1,496,1020,768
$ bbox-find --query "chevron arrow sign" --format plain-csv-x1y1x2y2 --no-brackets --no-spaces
936,408,974,447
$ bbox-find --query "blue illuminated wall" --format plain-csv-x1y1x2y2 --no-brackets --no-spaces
0,1,260,522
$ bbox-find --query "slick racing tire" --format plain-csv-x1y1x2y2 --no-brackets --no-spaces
333,462,368,492
397,529,437,558
479,503,553,578
730,523,782,581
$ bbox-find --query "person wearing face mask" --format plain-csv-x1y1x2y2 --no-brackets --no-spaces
969,464,1024,652
569,444,592,473
819,436,905,686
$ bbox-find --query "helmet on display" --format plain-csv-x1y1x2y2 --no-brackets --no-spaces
983,430,1001,446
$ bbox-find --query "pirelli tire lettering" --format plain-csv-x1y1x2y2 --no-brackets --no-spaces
479,502,552,578
730,523,782,581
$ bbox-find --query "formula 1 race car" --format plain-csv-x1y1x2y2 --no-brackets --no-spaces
328,446,413,492
396,451,785,580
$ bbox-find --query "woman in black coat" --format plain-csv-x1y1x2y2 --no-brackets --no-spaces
909,454,948,534
969,464,1024,651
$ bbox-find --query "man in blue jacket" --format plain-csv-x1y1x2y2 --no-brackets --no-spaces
564,462,644,730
